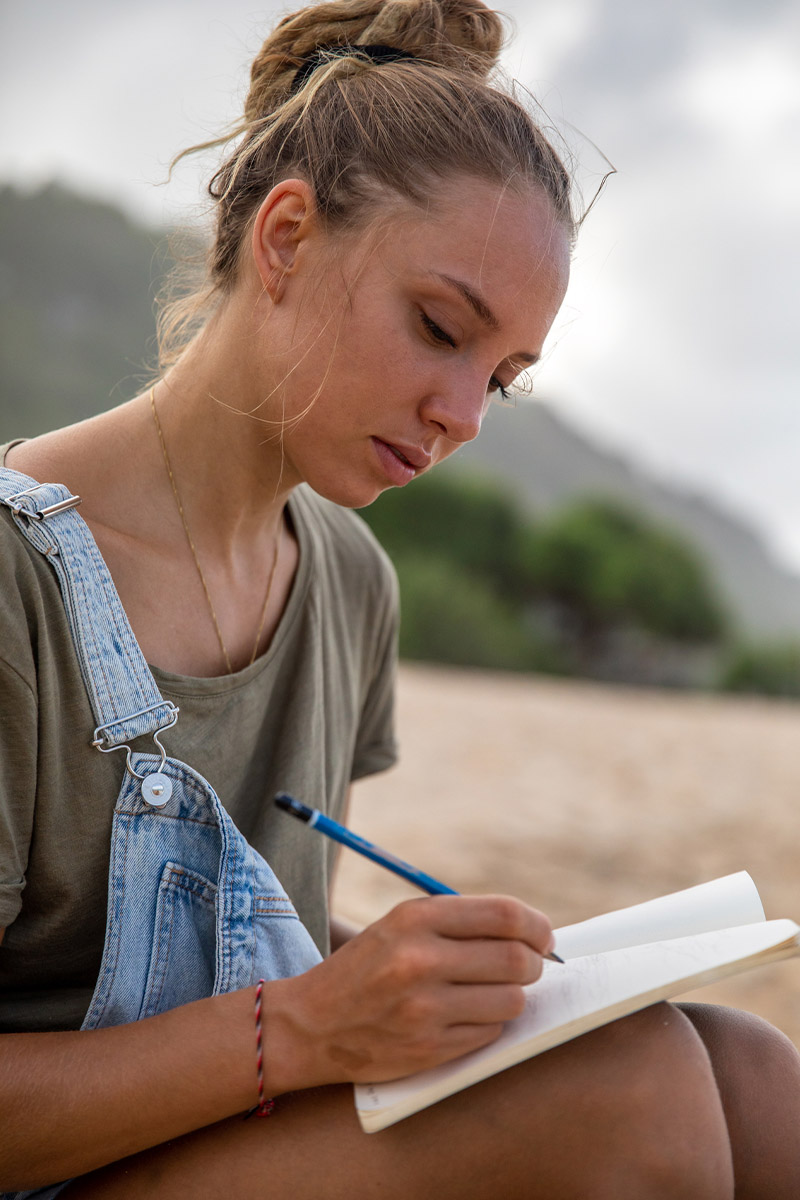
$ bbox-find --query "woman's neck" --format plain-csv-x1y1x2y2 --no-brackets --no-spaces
147,308,302,556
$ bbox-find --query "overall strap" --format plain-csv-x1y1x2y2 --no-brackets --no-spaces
0,468,177,749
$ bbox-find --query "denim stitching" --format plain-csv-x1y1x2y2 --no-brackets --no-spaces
69,538,119,723
220,816,240,989
143,872,178,1019
88,789,135,1027
115,809,217,829
248,849,257,981
167,866,216,902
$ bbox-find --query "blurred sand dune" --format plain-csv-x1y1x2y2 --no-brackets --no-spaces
334,663,800,1047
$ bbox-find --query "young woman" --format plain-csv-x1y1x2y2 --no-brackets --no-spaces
2,1,799,1196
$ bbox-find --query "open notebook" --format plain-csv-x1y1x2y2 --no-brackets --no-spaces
355,872,798,1133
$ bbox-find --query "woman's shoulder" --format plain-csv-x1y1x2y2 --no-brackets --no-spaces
0,508,46,686
0,485,73,680
0,496,55,590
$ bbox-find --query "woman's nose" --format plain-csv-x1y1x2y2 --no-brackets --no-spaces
419,383,488,445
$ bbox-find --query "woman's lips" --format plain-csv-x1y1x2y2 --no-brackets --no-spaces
371,437,422,486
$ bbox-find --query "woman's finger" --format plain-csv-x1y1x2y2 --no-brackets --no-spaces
387,894,554,955
391,982,528,1031
432,936,544,986
440,982,530,1026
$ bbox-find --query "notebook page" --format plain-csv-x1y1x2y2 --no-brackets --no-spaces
553,872,765,960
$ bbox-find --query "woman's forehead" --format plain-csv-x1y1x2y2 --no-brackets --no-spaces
373,179,570,317
375,177,569,277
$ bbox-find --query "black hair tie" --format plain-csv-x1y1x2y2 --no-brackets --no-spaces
290,43,416,94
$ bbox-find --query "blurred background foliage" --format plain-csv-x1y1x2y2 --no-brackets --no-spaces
2,181,799,699
360,475,730,686
0,183,169,429
718,641,800,700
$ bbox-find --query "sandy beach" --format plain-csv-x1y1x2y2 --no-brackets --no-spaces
334,662,800,1047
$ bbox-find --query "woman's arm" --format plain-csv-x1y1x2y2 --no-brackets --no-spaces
0,984,260,1190
0,895,552,1190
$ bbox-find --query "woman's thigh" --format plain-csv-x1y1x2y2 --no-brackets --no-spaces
65,1003,733,1200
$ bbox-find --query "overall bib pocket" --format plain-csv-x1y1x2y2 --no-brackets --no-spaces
139,862,217,1020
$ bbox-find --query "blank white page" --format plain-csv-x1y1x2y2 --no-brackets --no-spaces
553,872,765,961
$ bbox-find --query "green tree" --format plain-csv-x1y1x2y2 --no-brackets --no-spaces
718,640,800,698
364,481,728,677
525,499,727,646
361,472,565,672
393,551,562,673
361,470,530,602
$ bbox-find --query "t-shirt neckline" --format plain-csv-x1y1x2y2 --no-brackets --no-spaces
150,489,313,695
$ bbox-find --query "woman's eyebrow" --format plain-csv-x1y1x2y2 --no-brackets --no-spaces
430,272,539,365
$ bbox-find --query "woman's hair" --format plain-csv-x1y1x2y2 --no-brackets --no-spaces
158,0,575,369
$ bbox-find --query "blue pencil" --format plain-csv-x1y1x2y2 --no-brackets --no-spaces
275,792,457,893
274,792,563,961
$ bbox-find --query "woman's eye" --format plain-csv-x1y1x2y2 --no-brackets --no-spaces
489,377,510,401
421,311,510,400
420,312,456,348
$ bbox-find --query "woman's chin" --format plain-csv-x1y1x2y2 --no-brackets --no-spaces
309,477,391,510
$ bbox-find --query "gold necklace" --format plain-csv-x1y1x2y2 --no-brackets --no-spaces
150,387,282,675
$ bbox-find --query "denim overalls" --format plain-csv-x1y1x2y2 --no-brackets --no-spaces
0,469,323,1199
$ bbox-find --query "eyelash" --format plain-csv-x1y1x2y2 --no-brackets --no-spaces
420,313,510,401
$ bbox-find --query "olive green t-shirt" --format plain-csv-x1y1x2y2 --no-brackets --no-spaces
0,463,399,1032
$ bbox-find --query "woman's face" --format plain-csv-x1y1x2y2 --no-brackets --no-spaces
261,175,571,508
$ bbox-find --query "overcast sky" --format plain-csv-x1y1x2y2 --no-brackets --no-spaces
2,0,799,570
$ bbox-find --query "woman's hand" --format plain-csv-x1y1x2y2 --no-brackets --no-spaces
263,894,554,1093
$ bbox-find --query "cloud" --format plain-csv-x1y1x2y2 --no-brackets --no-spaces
509,0,800,567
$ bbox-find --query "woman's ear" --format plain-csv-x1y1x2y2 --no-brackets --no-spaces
251,179,316,302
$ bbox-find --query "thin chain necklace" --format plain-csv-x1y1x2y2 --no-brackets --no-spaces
150,387,282,675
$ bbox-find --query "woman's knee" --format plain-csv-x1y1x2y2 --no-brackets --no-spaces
679,1002,800,1198
445,1003,734,1199
561,1003,733,1198
679,1000,800,1083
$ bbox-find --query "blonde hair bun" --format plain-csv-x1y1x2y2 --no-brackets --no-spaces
245,0,505,121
